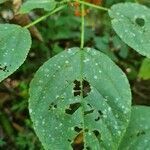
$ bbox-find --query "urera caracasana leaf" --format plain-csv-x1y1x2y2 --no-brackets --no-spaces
109,3,150,58
20,0,57,14
0,24,31,82
119,106,150,150
29,47,131,150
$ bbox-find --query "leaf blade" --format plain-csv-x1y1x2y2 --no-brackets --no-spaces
0,24,31,82
20,0,57,14
109,3,150,58
29,48,131,149
119,106,150,150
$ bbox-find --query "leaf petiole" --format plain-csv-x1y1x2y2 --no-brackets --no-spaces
76,0,109,11
80,4,85,49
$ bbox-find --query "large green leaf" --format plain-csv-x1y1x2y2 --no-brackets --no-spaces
119,106,150,150
0,24,31,82
109,3,150,58
138,58,150,80
29,47,131,150
20,0,57,14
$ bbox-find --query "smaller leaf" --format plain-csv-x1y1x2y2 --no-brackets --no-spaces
119,106,150,149
20,0,57,14
109,3,150,58
0,24,31,82
138,58,150,80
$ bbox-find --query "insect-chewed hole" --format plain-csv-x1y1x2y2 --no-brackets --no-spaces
74,80,81,90
49,102,57,110
74,126,82,133
82,80,91,98
87,103,92,108
0,65,8,72
93,130,100,137
86,146,91,150
135,17,145,27
71,132,84,150
73,80,81,97
93,130,101,142
137,130,145,137
74,91,81,97
95,110,103,121
73,79,91,98
65,102,81,115
84,109,94,115
98,110,103,116
95,116,100,121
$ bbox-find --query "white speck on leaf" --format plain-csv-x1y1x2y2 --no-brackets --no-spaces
94,75,98,79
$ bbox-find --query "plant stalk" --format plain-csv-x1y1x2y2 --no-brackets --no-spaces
24,5,65,29
80,4,85,49
78,0,109,11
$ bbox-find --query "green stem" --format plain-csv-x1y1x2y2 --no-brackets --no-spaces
80,3,86,148
80,4,85,49
78,0,109,11
24,5,65,29
60,0,109,11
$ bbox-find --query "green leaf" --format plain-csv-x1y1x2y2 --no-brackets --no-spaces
29,47,131,149
0,24,31,82
0,0,8,4
20,0,57,14
94,35,118,61
138,58,150,80
109,3,150,58
119,106,150,149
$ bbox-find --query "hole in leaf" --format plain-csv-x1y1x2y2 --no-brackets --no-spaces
87,103,92,108
74,91,81,97
68,139,72,142
74,80,81,90
0,65,8,72
137,130,145,136
74,126,82,133
49,102,57,110
98,110,103,116
95,116,100,121
86,146,91,150
82,80,91,98
73,80,81,96
135,18,145,27
73,80,81,97
71,132,84,150
65,102,81,115
95,110,103,121
73,79,91,98
93,130,100,137
84,109,94,115
93,130,101,142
